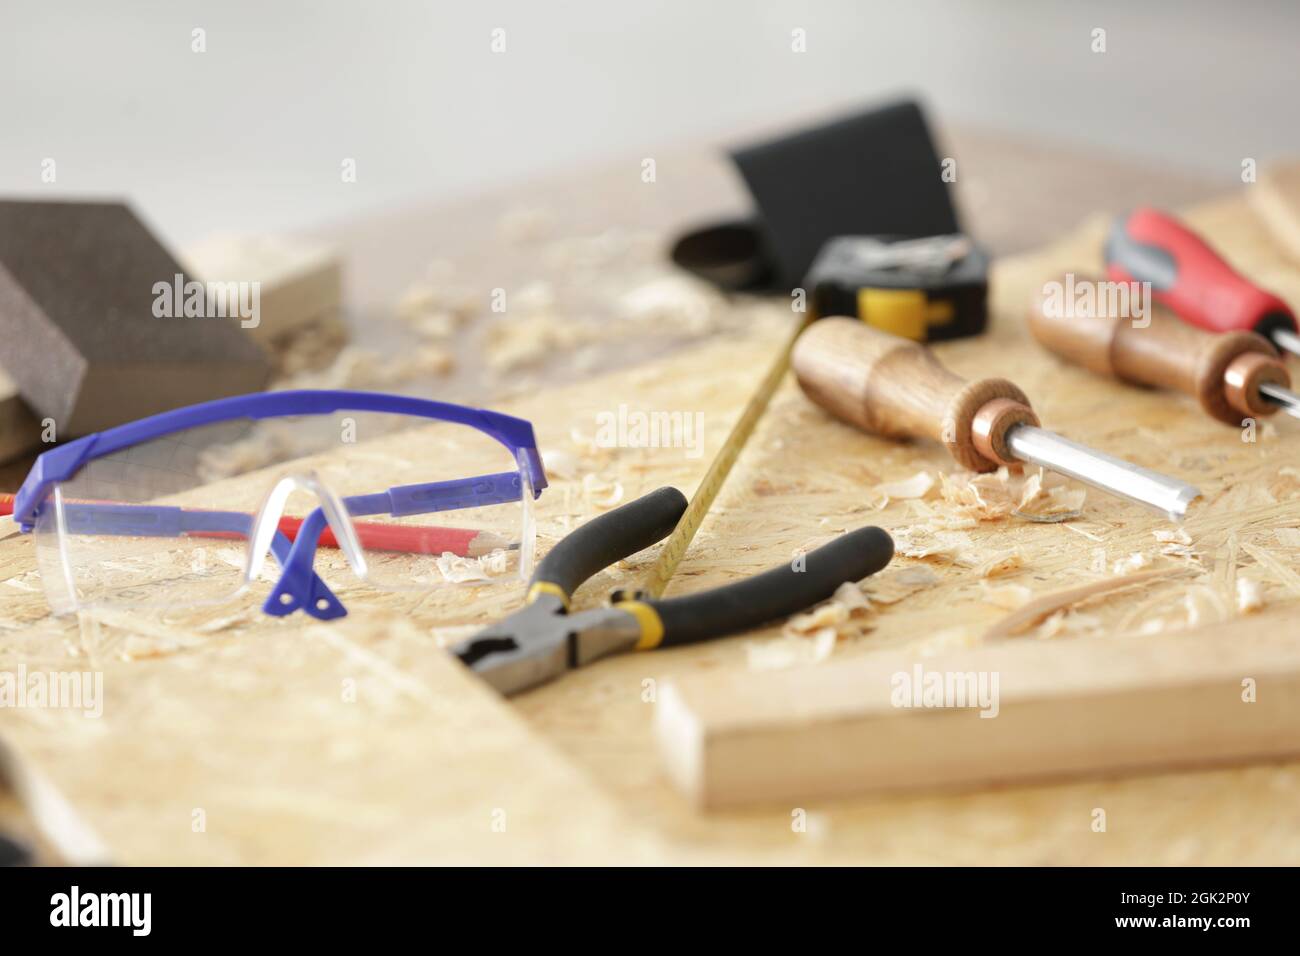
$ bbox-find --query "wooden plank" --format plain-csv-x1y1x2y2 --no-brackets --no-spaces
654,609,1300,809
0,615,659,865
1251,162,1300,262
181,233,343,348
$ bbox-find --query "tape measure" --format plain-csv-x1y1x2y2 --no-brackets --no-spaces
635,315,811,598
806,234,988,342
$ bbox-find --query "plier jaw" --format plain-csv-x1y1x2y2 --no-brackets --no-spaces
448,486,894,697
451,597,641,696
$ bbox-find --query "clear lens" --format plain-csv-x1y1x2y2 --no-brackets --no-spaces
33,419,260,611
294,413,531,591
32,410,532,612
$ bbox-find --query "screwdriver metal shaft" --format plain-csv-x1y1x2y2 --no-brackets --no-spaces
792,317,1200,521
1005,425,1198,521
1258,381,1300,420
1270,327,1300,362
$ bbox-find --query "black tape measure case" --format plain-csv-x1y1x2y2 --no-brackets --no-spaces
806,234,989,342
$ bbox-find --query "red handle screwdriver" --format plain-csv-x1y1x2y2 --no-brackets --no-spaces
1105,206,1300,358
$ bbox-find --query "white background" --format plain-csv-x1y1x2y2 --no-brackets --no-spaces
2,0,1296,248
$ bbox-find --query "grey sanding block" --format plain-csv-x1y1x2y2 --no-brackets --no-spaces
0,200,271,437
0,367,42,464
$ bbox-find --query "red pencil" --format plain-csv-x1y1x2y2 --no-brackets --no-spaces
0,493,507,557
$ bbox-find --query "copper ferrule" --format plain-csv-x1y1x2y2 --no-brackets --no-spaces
1223,352,1290,418
971,397,1041,468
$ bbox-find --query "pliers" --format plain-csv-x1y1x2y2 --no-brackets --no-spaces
451,486,894,695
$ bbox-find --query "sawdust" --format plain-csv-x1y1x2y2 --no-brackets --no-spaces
935,468,1086,528
486,314,598,372
393,260,480,327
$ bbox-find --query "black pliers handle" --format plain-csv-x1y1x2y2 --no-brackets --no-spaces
452,487,894,695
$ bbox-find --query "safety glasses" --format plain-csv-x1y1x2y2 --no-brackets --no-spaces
12,390,548,620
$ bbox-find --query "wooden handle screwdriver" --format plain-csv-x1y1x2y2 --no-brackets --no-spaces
792,317,1201,520
1028,274,1300,425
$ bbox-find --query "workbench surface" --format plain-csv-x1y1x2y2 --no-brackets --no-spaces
4,125,1298,865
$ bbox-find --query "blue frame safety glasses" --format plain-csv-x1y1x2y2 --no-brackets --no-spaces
13,390,548,620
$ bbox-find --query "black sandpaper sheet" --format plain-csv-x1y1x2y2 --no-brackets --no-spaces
0,200,271,436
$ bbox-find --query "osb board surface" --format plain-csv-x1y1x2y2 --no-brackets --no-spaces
5,183,1300,864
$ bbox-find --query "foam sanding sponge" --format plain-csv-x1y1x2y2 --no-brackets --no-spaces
0,200,271,437
672,99,962,292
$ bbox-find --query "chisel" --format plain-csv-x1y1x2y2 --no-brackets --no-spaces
1106,206,1300,358
1029,274,1300,425
792,318,1201,520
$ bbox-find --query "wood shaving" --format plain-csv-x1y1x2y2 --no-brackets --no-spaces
981,567,1186,641
393,261,479,326
486,314,595,372
1236,576,1266,614
746,629,837,670
1112,552,1152,575
617,276,722,335
891,527,973,563
981,583,1033,610
784,602,849,636
434,551,508,584
865,565,940,605
1032,610,1102,640
540,448,580,481
872,471,936,505
937,468,1084,523
831,581,872,615
1016,471,1043,509
411,311,460,341
974,549,1023,578
782,583,874,642
581,474,625,509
